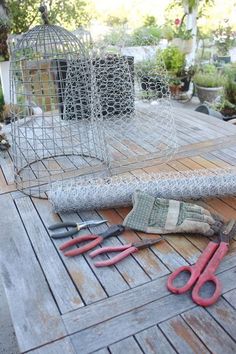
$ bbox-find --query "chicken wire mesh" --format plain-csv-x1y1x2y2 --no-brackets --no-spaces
49,167,236,212
10,10,177,198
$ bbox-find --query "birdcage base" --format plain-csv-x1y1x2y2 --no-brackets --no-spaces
15,154,110,198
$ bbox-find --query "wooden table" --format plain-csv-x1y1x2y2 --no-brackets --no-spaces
1,108,236,353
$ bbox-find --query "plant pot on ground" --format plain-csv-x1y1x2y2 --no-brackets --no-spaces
193,68,226,104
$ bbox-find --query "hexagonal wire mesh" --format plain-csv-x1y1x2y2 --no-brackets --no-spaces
10,13,177,198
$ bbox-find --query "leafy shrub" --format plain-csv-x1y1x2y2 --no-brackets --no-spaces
193,72,226,88
161,46,185,76
130,26,162,46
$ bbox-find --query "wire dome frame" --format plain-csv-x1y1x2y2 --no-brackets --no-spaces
10,22,111,198
10,18,178,199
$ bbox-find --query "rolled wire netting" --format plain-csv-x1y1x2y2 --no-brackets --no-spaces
49,167,236,212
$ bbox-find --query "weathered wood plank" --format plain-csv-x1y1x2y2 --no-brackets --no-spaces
32,197,108,305
62,274,169,334
15,196,83,313
92,348,110,354
160,315,210,354
27,337,76,354
206,297,236,341
0,194,66,353
224,289,236,309
182,307,236,354
109,337,143,354
69,294,195,353
135,326,176,354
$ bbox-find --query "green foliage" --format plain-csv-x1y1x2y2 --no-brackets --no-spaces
143,15,156,27
105,15,128,27
174,23,193,40
130,26,162,46
213,21,236,56
193,71,226,88
161,46,185,76
103,28,131,46
6,0,90,34
135,58,157,76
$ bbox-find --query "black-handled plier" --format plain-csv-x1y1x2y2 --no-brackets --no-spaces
48,219,107,239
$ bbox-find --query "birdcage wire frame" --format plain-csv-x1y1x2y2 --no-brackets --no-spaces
10,22,111,198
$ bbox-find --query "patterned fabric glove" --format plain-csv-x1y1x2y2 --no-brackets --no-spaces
123,191,222,236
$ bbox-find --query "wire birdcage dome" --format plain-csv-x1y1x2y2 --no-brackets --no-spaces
10,7,110,198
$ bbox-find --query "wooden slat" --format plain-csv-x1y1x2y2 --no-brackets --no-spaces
182,307,236,354
207,297,236,341
69,293,195,353
32,197,108,305
28,337,76,354
63,276,169,334
0,194,66,353
224,289,236,309
160,315,210,354
109,337,143,354
135,326,176,354
15,196,83,313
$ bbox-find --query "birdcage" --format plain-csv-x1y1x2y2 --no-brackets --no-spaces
10,7,110,198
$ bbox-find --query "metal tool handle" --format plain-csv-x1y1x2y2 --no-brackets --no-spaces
91,245,138,267
167,241,218,294
48,222,76,230
192,242,228,307
60,234,97,251
63,235,102,257
50,228,77,239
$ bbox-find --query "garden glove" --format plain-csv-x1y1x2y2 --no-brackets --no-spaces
123,191,222,236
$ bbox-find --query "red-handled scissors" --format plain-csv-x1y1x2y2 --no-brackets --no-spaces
167,219,236,307
89,237,164,267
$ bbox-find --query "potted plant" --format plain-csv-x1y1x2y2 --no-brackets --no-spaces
161,46,187,95
193,65,226,103
213,20,236,64
171,18,193,54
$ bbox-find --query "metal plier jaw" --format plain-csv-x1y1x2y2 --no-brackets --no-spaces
48,219,107,239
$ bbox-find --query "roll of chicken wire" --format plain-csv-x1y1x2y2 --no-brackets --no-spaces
49,167,236,212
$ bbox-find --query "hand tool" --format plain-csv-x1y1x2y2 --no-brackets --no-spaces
60,224,125,256
89,237,164,267
167,219,236,307
48,219,107,239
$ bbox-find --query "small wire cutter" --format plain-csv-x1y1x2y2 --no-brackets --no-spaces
60,224,125,256
89,237,164,267
48,219,107,239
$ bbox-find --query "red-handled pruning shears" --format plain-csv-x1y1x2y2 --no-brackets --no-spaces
167,219,236,307
89,237,164,267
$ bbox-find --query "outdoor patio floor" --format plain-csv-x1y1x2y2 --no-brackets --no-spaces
1,107,236,353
